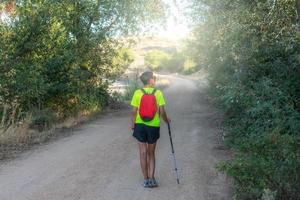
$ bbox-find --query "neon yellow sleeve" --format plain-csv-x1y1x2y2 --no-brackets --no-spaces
157,90,166,106
131,90,139,107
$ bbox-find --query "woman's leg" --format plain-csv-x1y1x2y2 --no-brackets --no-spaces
147,142,157,179
138,142,148,179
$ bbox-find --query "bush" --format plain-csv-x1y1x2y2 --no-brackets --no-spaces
144,50,190,73
111,48,135,79
164,52,186,73
29,108,57,131
183,58,197,74
144,50,171,71
0,0,165,127
123,77,141,101
188,0,300,199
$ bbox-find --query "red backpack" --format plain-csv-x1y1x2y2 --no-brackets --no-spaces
139,88,157,122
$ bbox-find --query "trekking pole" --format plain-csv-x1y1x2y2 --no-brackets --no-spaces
167,122,180,184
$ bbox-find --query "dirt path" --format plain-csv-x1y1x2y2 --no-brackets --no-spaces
0,75,232,200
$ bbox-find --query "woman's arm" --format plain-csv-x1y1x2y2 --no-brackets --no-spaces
131,107,137,130
159,106,171,124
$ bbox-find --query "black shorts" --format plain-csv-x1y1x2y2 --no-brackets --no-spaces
133,124,160,144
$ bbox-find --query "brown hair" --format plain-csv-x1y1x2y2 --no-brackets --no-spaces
140,71,154,85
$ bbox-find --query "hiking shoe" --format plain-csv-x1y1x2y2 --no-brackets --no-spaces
148,178,158,188
143,179,150,188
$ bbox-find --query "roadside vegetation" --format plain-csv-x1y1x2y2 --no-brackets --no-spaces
1,1,299,199
0,0,165,159
144,49,198,74
186,0,300,199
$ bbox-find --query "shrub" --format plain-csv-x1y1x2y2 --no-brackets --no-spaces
144,50,171,71
188,0,300,199
144,50,188,73
29,108,57,131
183,58,197,74
123,77,141,101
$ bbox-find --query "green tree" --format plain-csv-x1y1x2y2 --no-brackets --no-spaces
187,0,300,199
0,0,166,126
144,50,187,73
145,50,171,71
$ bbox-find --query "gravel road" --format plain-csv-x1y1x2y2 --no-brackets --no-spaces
0,75,232,200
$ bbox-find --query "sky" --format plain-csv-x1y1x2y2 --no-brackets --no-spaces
0,11,8,22
157,0,190,39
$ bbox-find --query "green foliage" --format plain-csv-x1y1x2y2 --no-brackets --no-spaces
188,0,300,199
183,58,197,74
164,51,186,73
145,50,171,71
123,76,142,101
111,48,135,78
29,108,57,131
144,49,191,73
0,0,165,128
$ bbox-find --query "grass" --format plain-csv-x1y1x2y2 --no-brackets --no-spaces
0,109,103,160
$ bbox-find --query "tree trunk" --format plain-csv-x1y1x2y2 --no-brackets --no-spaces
1,104,8,128
10,101,18,125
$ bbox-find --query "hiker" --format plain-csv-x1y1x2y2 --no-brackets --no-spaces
131,71,171,188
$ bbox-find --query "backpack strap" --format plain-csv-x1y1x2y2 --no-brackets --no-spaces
141,88,146,94
141,88,157,94
151,88,157,95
